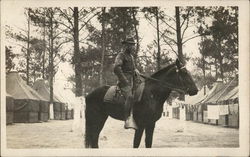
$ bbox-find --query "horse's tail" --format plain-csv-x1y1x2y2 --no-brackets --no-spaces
84,95,91,148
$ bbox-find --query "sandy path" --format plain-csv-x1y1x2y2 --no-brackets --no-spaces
7,120,84,148
100,117,239,148
6,117,239,149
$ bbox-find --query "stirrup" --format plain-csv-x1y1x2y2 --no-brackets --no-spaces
124,116,138,130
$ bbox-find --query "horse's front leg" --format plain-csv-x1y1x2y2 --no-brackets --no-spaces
133,127,144,148
145,123,155,148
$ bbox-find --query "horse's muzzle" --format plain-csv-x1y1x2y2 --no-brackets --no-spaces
188,89,198,96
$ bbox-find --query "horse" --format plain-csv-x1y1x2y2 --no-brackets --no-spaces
84,59,198,148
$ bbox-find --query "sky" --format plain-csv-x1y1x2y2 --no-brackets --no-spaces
2,2,203,88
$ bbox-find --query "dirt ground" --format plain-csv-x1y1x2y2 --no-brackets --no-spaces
6,117,239,149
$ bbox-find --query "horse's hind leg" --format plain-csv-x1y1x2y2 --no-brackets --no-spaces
145,123,155,148
133,127,144,148
89,115,108,148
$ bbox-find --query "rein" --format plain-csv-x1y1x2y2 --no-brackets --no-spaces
138,73,186,94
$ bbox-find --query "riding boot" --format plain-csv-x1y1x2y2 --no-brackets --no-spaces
125,110,138,130
124,96,138,130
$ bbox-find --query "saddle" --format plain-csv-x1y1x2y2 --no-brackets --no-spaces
104,82,145,105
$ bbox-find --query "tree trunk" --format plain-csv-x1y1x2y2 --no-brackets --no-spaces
209,64,212,75
200,38,206,95
175,6,185,100
72,22,85,133
100,7,106,86
42,10,46,79
175,7,185,65
218,56,224,81
73,7,83,97
49,10,54,105
156,7,161,70
83,73,87,97
33,66,36,83
215,58,218,80
202,53,206,95
72,7,85,131
26,9,31,85
122,8,127,40
218,42,224,81
131,8,139,63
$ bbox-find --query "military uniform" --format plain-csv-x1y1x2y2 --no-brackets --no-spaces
113,37,138,129
114,50,136,89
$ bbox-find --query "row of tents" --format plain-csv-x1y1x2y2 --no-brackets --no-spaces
165,78,239,128
6,72,76,124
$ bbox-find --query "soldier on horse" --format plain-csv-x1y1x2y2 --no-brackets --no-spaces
113,36,140,130
84,36,198,148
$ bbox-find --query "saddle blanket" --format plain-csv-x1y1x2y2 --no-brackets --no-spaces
104,86,125,104
104,83,145,104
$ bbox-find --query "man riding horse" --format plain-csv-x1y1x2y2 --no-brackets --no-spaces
113,36,140,130
85,46,198,148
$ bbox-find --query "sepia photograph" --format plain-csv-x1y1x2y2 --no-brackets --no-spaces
1,0,249,156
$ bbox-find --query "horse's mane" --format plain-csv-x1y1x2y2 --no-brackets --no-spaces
150,63,176,79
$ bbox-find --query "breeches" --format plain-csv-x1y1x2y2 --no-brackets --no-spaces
120,85,133,118
120,85,133,99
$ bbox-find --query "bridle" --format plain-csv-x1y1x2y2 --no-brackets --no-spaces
140,65,189,94
175,66,190,93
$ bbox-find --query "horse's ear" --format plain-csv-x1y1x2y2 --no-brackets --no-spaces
176,58,185,69
176,59,181,69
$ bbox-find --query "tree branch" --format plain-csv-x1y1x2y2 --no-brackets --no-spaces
57,8,74,28
53,40,72,58
17,69,27,74
6,40,27,50
160,18,176,31
182,34,205,44
14,33,28,42
69,7,74,12
78,9,92,21
180,9,191,28
13,25,28,34
52,30,66,40
159,11,176,22
181,17,190,41
78,7,84,14
162,37,178,55
78,11,101,32
79,33,91,43
78,8,98,21
53,49,71,68
56,21,72,31
64,36,73,42
146,19,177,44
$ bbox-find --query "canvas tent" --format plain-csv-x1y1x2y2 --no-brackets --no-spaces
215,82,238,128
52,93,67,120
199,81,225,125
199,79,238,127
6,93,14,124
186,86,209,122
33,79,67,120
52,87,74,120
6,72,47,123
170,99,181,119
53,87,78,120
215,81,238,104
173,86,209,122
201,81,228,104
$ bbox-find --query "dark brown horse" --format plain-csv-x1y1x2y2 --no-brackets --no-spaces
85,59,198,148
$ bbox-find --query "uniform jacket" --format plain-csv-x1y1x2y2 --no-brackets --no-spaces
114,51,136,88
